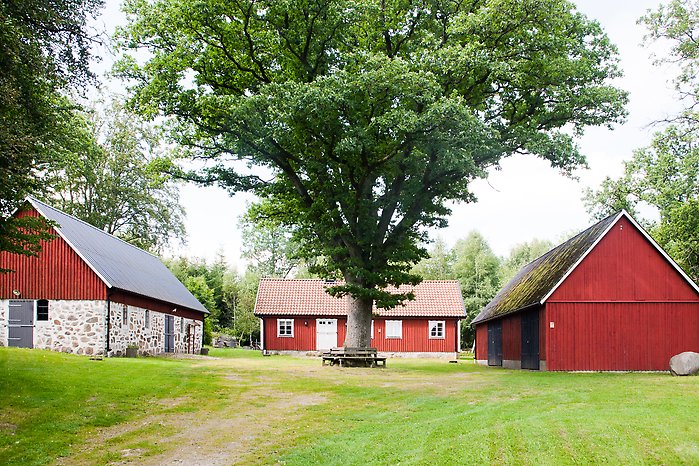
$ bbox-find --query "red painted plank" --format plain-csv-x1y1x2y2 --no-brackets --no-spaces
0,208,107,300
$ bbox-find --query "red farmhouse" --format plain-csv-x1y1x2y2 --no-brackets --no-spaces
0,198,208,356
255,279,465,355
472,211,699,371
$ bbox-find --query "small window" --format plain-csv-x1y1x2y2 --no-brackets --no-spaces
429,320,445,339
36,300,49,321
385,320,402,339
122,305,128,327
277,319,294,337
180,317,184,333
145,310,150,328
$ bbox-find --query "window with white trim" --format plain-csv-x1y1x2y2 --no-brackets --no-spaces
277,319,294,337
429,320,445,339
371,320,374,340
385,320,402,339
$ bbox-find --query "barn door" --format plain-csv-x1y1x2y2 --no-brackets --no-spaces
487,321,502,366
8,300,34,348
521,310,540,370
164,315,175,353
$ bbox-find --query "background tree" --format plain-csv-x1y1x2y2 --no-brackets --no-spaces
411,238,455,280
117,0,627,348
1,0,103,256
452,232,501,348
239,214,300,278
42,101,185,252
500,238,555,283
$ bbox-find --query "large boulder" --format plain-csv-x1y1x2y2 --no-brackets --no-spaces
669,352,699,376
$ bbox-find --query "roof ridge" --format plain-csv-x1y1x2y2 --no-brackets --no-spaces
28,197,160,259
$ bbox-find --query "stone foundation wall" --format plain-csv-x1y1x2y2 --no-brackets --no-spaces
35,300,106,356
0,300,8,346
108,303,202,356
0,299,106,355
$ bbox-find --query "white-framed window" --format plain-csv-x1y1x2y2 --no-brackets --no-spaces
429,320,445,339
371,320,374,340
145,310,150,328
277,319,294,337
385,320,402,339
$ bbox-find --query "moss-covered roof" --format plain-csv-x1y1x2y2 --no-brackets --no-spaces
472,212,621,325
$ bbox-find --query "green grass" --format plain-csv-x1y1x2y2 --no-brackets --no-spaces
1,347,698,465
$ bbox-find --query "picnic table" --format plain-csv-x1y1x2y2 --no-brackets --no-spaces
321,347,387,367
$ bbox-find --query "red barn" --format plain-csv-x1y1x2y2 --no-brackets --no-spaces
1,198,208,356
472,211,699,371
255,279,465,356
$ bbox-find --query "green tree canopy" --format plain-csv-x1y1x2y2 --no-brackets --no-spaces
411,238,455,280
500,238,554,283
1,0,103,257
41,100,186,253
117,0,627,347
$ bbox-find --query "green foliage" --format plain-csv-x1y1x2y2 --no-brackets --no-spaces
239,213,300,278
40,100,185,253
500,238,555,283
452,232,502,347
116,0,627,330
0,0,103,256
410,238,455,280
164,255,261,345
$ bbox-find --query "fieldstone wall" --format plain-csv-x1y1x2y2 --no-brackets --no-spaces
34,300,107,356
0,300,8,346
108,303,202,356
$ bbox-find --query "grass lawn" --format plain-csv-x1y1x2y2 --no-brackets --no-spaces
1,347,697,465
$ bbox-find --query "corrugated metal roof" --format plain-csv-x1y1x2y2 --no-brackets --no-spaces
471,212,621,325
28,198,208,314
254,278,466,317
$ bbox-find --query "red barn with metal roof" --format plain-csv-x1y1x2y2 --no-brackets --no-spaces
472,211,699,371
1,198,208,356
255,279,465,355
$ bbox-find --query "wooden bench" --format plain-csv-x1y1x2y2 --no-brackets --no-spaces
322,347,386,367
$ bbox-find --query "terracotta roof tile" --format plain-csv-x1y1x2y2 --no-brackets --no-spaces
254,279,465,318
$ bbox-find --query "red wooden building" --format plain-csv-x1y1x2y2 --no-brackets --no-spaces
255,279,465,355
472,211,699,371
0,198,208,356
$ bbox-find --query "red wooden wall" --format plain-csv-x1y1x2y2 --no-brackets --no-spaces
549,217,699,303
545,217,699,370
0,208,107,300
475,324,488,360
547,302,699,371
262,316,459,352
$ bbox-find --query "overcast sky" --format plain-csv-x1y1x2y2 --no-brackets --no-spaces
91,0,678,268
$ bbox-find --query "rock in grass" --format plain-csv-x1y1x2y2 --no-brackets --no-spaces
669,352,699,376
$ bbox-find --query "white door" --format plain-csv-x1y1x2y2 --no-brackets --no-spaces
316,319,337,350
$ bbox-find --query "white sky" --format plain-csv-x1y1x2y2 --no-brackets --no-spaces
90,0,679,268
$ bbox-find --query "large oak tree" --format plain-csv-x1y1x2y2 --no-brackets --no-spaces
116,0,626,347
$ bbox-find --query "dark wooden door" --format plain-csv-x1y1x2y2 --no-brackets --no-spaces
487,321,502,366
521,310,540,370
8,300,34,348
164,315,175,353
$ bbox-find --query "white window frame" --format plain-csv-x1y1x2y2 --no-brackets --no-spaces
277,318,294,337
371,320,374,340
385,320,402,339
429,320,445,339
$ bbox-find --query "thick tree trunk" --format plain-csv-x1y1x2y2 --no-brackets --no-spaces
344,294,373,348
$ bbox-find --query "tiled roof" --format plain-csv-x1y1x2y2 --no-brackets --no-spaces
471,212,621,325
254,279,465,317
28,198,208,314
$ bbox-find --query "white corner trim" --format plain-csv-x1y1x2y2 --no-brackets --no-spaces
540,211,625,304
28,198,114,289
